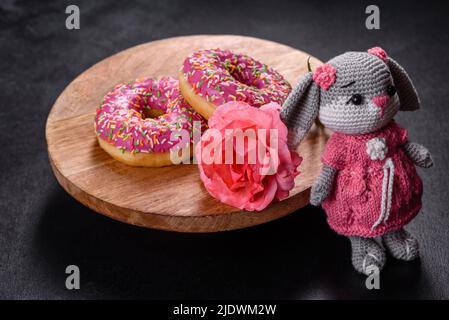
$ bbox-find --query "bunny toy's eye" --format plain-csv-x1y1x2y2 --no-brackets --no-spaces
347,94,363,105
387,85,396,97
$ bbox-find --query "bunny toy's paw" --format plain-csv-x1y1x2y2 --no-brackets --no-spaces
421,150,434,168
310,182,328,206
310,165,336,206
382,229,419,261
404,142,434,168
349,236,386,276
413,143,433,168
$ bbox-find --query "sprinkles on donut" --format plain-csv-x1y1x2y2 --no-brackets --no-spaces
179,49,292,119
95,76,206,167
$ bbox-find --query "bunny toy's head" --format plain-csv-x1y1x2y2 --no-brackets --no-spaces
281,47,420,148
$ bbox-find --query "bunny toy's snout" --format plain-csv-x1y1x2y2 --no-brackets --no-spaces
372,95,389,115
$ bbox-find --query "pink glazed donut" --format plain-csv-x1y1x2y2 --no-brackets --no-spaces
95,77,206,167
179,49,292,119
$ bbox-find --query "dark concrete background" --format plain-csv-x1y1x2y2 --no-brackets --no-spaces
1,0,449,299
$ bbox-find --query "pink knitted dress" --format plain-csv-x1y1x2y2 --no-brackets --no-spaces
321,121,423,238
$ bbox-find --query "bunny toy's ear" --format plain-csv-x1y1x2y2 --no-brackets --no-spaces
280,72,320,149
387,57,421,111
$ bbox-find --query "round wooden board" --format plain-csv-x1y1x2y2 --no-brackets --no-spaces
46,35,328,232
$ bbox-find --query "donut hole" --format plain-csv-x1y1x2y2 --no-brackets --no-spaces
142,106,165,119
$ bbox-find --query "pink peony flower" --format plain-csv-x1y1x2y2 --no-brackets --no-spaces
312,64,336,90
196,101,302,211
367,47,388,62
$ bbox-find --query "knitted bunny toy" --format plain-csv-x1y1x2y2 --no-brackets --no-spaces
281,47,433,275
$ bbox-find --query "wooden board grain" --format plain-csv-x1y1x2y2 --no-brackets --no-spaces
45,35,329,232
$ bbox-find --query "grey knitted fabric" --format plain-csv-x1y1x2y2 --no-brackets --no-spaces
382,228,419,261
280,72,319,149
349,236,386,275
403,141,434,168
310,164,336,206
387,57,420,111
318,52,400,134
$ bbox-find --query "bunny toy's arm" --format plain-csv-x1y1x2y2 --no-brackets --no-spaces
402,141,434,168
310,164,337,206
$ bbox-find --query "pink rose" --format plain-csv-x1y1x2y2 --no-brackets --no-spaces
312,64,336,90
367,47,388,62
196,101,302,211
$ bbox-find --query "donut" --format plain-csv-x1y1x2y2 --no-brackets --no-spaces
95,77,206,167
179,49,292,119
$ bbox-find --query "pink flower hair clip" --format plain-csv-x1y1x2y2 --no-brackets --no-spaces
367,46,388,62
312,64,336,90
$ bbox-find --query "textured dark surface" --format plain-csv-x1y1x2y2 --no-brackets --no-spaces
1,0,449,299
